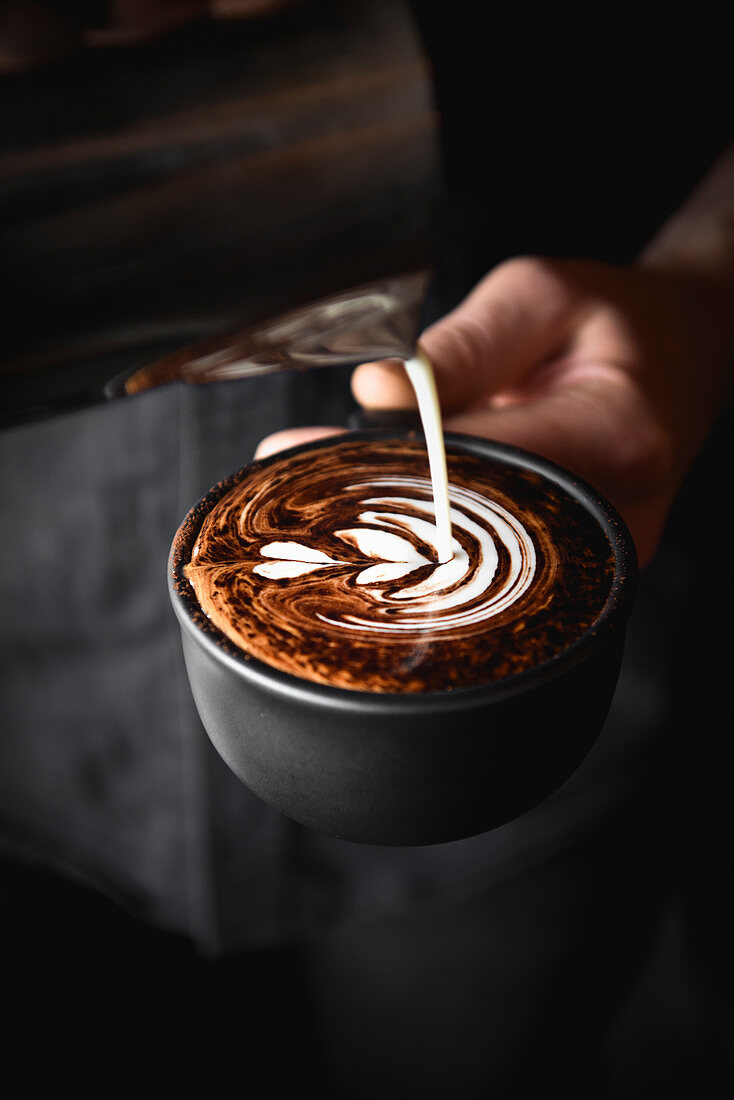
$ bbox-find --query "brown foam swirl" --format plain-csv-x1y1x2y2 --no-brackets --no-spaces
184,438,615,692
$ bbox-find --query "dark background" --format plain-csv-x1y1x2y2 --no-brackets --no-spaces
1,2,730,1094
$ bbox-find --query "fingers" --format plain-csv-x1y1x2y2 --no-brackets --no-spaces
254,425,346,459
352,258,583,414
349,358,416,409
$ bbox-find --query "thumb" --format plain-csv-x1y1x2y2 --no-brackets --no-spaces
352,258,580,414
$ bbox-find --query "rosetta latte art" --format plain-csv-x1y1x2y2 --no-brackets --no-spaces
255,476,537,634
184,438,615,692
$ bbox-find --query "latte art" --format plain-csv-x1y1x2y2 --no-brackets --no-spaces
254,475,537,635
184,438,615,692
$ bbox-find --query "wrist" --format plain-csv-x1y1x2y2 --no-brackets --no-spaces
635,142,734,346
619,260,734,474
637,229,734,302
634,256,734,390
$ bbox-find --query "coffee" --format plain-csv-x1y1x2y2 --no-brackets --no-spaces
171,429,636,842
183,435,616,693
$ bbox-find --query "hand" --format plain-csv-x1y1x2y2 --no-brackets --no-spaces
258,255,733,566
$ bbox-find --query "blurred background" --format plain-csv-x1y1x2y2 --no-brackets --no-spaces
0,2,725,1095
1,0,439,421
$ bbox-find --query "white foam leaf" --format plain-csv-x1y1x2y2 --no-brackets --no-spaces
356,562,422,585
335,528,428,564
254,560,331,579
259,541,343,565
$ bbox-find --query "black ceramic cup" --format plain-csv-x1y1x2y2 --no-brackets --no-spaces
169,431,637,846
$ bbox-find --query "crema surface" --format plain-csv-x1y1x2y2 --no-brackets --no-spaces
184,438,615,692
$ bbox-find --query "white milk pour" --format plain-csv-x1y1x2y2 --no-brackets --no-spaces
245,346,539,633
403,347,453,563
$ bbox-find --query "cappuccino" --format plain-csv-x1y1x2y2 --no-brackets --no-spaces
184,436,615,693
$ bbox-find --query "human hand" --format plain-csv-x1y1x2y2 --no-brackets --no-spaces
258,256,733,566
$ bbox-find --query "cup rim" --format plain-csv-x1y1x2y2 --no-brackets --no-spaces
169,429,638,715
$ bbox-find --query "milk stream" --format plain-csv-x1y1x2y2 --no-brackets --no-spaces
403,348,454,563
